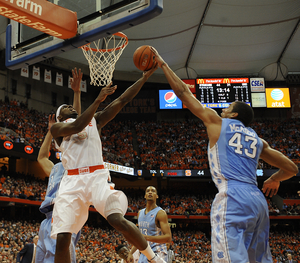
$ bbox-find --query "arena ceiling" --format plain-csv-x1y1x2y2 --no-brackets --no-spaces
3,0,300,83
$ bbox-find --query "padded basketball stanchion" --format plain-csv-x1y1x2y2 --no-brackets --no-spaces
80,32,128,87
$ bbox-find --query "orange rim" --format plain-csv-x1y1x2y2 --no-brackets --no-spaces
80,32,128,52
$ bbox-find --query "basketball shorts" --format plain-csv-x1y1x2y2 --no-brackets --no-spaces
50,168,128,239
36,211,80,263
210,181,272,263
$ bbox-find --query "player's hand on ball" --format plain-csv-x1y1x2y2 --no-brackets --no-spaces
150,47,166,68
143,62,158,78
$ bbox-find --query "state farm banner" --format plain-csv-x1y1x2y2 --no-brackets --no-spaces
0,0,77,39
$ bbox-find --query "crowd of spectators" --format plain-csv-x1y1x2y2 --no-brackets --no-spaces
135,120,209,170
1,171,300,216
0,219,300,263
0,98,299,262
0,98,49,149
0,98,299,170
0,171,46,201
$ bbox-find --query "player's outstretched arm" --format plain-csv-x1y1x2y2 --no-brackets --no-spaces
51,83,116,140
260,139,298,197
70,67,83,115
143,210,172,244
151,47,220,126
37,114,55,176
95,64,158,129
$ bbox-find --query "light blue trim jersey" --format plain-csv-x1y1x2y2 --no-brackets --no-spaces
138,207,167,255
208,118,263,189
39,163,65,213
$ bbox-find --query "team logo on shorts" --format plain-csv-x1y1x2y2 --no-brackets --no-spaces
217,251,224,259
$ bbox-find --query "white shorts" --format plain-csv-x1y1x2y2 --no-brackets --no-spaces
50,168,127,239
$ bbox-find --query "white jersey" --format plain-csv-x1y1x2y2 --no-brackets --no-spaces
56,117,103,169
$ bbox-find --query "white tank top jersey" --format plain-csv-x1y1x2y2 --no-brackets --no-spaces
56,117,104,170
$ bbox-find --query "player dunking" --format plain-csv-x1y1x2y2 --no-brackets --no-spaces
130,186,172,263
50,64,166,263
36,68,83,263
151,47,298,263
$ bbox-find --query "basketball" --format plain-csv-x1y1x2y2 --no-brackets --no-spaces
133,45,155,71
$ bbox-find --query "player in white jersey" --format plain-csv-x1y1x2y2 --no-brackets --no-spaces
36,68,82,263
130,186,172,263
151,47,298,263
50,64,166,263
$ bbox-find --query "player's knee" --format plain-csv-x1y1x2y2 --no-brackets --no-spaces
56,233,72,251
107,213,127,231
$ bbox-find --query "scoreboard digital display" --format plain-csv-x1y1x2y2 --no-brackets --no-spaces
196,78,251,108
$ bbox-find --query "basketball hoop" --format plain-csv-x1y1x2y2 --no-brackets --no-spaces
80,32,128,87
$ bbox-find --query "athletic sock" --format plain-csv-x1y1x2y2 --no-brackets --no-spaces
140,244,156,261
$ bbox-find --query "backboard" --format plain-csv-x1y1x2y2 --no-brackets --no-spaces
5,0,163,70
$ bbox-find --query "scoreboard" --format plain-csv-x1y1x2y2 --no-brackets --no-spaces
196,78,251,108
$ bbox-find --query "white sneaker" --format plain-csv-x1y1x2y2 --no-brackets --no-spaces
148,254,166,263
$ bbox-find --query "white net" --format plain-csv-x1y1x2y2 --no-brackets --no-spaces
80,32,128,87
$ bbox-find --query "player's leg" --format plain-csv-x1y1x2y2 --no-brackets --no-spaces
107,213,166,263
55,233,72,263
211,188,251,263
37,216,57,263
215,184,270,263
70,232,81,263
211,192,233,263
247,196,272,263
91,170,166,263
107,213,148,248
51,175,90,263
36,220,47,263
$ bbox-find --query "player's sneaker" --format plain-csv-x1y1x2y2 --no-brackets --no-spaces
148,254,166,263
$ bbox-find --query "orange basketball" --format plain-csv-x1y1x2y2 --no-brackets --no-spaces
133,45,155,71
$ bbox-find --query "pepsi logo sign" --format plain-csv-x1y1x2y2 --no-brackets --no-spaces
164,91,177,103
159,90,182,109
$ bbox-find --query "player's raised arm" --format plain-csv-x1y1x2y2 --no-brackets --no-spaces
95,64,158,129
151,47,220,126
70,68,83,115
51,83,117,140
37,114,55,176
